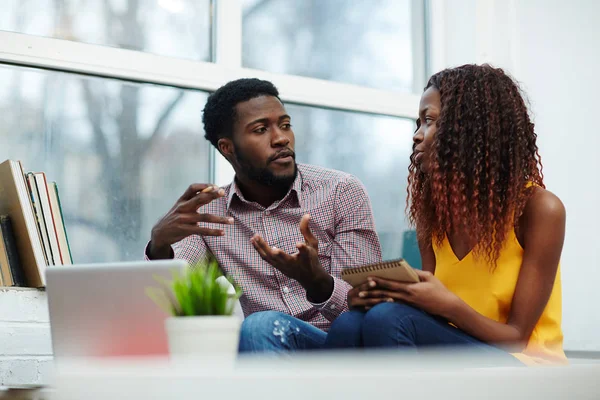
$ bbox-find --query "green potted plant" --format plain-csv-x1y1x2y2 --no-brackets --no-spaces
146,256,242,362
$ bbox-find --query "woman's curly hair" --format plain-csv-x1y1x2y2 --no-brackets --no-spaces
407,64,544,265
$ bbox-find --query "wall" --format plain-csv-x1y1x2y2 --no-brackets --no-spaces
513,0,600,351
432,0,600,350
0,289,53,386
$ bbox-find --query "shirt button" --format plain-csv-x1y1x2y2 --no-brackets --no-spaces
282,286,290,294
265,210,270,215
330,304,336,310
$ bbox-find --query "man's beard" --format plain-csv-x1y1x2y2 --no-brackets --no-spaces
234,146,298,189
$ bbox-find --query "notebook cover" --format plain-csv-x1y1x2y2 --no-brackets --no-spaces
341,258,419,287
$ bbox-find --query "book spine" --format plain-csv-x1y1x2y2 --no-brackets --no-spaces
54,183,73,263
0,215,26,286
26,173,50,265
34,173,59,265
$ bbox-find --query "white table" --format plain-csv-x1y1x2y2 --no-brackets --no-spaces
48,350,600,400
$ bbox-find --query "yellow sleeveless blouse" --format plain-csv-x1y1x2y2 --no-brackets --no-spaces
433,229,566,365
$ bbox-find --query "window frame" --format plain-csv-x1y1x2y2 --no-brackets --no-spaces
0,0,427,185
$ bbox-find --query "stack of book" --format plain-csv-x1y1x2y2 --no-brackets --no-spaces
0,159,72,288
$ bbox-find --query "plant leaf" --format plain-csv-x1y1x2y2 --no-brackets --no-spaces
145,256,243,317
152,274,181,315
145,287,175,316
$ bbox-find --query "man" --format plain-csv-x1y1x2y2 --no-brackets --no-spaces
146,78,382,352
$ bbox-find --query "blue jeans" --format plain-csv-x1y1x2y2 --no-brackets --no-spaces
238,311,327,353
324,302,520,363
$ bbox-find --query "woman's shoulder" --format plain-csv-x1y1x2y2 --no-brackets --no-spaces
523,186,565,222
518,186,566,245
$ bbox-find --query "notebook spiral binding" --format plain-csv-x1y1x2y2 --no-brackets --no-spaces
342,259,405,275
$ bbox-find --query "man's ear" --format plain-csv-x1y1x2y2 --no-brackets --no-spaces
218,137,234,159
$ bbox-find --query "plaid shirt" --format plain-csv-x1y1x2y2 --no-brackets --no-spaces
147,164,382,331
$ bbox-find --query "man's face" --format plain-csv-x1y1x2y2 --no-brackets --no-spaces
229,95,297,188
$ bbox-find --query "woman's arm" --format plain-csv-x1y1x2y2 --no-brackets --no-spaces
368,188,565,350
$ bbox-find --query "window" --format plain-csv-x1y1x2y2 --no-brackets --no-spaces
243,0,419,92
0,64,210,262
287,105,414,260
0,0,211,61
0,0,425,264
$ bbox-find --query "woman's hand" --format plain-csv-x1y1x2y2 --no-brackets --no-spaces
347,280,393,310
362,269,460,319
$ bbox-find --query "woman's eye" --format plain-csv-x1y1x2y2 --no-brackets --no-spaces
414,119,421,132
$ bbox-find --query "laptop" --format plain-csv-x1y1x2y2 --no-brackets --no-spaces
46,259,188,359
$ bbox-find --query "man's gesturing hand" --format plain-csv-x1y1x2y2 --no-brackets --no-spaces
250,214,333,302
149,184,233,259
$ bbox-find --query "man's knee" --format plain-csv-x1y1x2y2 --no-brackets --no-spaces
328,310,365,334
241,311,284,334
238,311,290,353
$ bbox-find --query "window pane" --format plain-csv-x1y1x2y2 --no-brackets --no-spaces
1,0,211,61
243,0,418,92
287,104,416,261
0,64,210,263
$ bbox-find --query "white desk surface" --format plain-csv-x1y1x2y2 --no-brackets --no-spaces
48,350,600,400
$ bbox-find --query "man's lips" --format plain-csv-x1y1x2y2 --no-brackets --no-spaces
270,150,295,163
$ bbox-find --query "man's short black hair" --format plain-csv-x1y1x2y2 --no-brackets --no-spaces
202,78,281,149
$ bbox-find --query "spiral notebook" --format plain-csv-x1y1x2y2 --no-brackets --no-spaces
341,258,419,287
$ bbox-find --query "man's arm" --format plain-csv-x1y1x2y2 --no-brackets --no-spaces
144,234,208,265
145,183,231,259
312,175,383,322
144,183,231,262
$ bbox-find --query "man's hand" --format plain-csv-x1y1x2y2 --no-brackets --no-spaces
148,184,233,259
251,214,333,303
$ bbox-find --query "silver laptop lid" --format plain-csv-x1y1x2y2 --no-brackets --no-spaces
46,259,187,359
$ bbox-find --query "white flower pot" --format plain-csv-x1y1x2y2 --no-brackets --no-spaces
165,315,242,364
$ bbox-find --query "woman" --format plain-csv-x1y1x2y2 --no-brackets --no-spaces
324,64,566,365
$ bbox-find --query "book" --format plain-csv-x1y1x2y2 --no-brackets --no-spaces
0,215,26,286
0,160,46,287
47,181,72,264
0,220,8,286
33,172,61,265
26,173,53,265
341,258,419,287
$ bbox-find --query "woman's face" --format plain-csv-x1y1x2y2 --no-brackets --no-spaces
413,86,441,174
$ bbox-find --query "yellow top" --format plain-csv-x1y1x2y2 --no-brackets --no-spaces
433,229,566,365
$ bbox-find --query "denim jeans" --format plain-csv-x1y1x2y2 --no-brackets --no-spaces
238,311,327,353
324,302,520,363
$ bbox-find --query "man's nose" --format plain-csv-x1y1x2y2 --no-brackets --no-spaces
272,126,290,147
